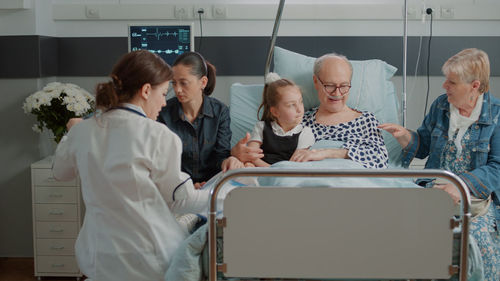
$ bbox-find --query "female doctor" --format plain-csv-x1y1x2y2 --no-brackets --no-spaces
52,50,209,281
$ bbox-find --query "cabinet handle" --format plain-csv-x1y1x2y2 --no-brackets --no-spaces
49,227,64,233
49,193,63,198
46,176,57,182
51,263,65,268
50,245,65,250
49,209,64,215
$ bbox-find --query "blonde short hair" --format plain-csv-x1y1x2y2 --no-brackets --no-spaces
442,48,490,93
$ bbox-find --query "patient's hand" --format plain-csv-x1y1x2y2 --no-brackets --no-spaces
221,156,245,172
244,162,255,168
231,132,264,162
290,149,324,162
290,148,348,162
66,118,83,131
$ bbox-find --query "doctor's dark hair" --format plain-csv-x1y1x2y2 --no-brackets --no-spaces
95,50,173,109
173,52,216,96
258,78,300,122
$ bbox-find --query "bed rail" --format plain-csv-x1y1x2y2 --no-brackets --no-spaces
264,0,286,77
208,168,471,281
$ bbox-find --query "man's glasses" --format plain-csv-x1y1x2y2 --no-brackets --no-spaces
316,76,351,96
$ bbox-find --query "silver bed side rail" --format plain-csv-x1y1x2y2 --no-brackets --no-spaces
208,168,471,281
264,0,286,77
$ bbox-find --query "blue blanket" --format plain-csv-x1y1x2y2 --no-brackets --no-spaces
259,158,418,188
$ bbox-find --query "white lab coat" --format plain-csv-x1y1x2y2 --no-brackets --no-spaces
53,105,209,281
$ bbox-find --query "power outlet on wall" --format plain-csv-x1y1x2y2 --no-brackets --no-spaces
174,5,190,19
213,5,227,19
194,5,211,19
85,5,100,19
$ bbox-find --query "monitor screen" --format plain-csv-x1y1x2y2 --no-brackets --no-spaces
128,24,194,65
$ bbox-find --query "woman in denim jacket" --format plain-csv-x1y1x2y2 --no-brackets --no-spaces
380,48,499,281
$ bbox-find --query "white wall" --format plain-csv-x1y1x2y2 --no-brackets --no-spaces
1,0,499,256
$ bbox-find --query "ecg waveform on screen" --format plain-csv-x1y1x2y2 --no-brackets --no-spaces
129,25,192,65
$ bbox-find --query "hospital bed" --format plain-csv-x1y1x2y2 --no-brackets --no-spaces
207,169,472,281
166,1,480,280
193,45,479,279
165,50,482,281
202,32,475,281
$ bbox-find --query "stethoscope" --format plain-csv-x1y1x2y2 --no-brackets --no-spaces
109,106,146,118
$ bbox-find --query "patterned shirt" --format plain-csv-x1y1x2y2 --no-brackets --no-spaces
302,107,388,169
440,130,474,175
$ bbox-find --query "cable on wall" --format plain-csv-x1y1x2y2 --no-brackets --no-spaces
409,36,423,99
423,7,433,119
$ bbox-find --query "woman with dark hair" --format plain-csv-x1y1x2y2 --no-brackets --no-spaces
158,52,232,188
52,50,209,281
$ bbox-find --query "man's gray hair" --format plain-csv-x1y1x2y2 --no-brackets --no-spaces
313,53,353,80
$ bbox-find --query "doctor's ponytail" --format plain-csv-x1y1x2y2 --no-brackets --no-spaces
96,50,172,110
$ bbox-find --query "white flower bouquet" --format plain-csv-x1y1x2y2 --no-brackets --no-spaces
23,82,95,143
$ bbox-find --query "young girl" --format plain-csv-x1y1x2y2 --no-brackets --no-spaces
245,73,315,167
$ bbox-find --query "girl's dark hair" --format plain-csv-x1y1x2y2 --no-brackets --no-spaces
95,50,173,110
258,78,298,122
173,51,216,96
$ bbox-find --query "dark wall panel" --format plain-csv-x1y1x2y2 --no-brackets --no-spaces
1,35,499,78
39,36,59,77
0,36,41,78
57,37,128,77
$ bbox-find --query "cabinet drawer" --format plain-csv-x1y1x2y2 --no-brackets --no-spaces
33,168,77,187
36,222,79,238
36,256,79,273
35,187,77,204
36,239,76,255
35,204,78,221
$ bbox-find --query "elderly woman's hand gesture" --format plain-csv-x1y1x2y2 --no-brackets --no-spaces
378,123,412,149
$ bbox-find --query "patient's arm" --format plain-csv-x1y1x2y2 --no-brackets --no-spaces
247,141,270,167
231,132,264,162
290,148,348,162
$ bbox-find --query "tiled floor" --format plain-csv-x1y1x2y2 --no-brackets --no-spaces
0,258,85,281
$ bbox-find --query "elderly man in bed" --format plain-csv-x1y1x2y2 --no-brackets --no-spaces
225,53,389,170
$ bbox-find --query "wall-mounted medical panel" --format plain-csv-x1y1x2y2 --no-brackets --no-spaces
52,3,500,21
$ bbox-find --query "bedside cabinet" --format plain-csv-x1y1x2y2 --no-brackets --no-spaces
31,156,84,280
